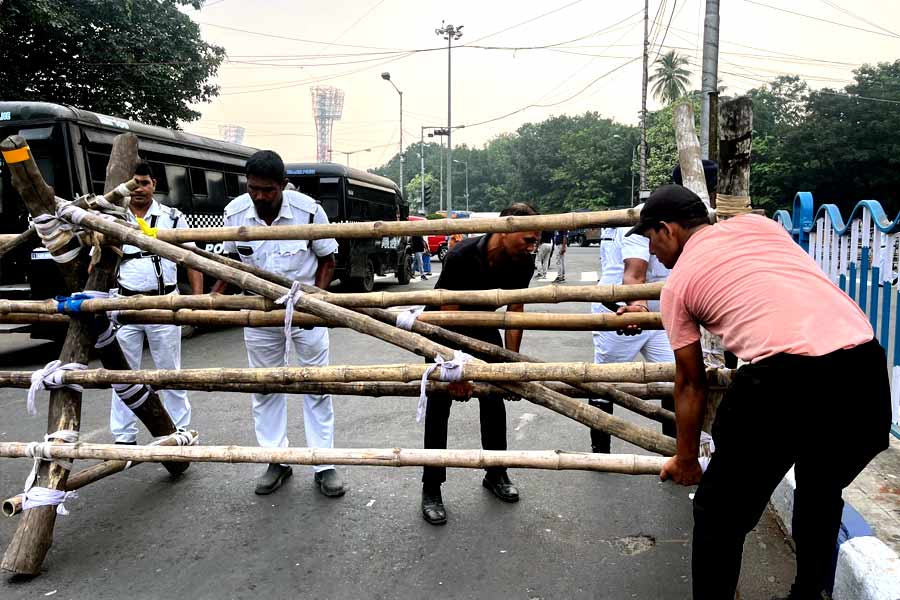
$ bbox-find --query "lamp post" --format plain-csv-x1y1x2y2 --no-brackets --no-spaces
328,147,371,167
380,72,403,193
613,134,638,206
435,22,463,212
453,159,469,211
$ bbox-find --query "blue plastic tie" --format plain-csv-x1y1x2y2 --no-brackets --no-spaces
55,293,93,314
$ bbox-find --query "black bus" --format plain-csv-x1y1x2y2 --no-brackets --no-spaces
285,162,411,292
0,101,258,303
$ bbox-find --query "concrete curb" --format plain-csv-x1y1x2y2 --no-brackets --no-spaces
769,467,900,600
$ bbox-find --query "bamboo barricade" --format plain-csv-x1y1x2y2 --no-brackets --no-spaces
0,135,185,576
149,208,641,244
0,443,668,476
57,198,678,457
0,282,664,313
182,245,675,425
0,309,663,331
0,361,677,389
2,430,199,518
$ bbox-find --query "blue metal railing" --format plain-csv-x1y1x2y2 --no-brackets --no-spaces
775,192,900,438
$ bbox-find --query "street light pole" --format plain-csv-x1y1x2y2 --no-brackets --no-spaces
328,147,371,167
420,126,426,214
381,72,404,193
436,22,463,213
453,159,469,211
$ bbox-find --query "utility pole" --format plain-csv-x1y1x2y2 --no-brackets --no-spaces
380,72,404,192
436,22,463,213
420,127,426,214
639,0,649,198
700,0,721,159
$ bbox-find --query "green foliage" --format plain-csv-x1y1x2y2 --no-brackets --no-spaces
649,51,692,105
373,113,639,214
0,0,224,127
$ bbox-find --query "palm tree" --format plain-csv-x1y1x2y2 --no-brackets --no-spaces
649,51,692,105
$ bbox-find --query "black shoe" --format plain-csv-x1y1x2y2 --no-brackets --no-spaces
314,468,346,497
255,464,293,495
770,585,826,600
482,473,520,503
115,440,137,445
421,486,447,525
591,444,611,454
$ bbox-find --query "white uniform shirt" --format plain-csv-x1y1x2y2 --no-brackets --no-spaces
223,190,338,285
598,219,669,311
119,200,189,292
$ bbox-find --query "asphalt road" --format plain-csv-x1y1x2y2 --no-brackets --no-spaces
0,247,795,599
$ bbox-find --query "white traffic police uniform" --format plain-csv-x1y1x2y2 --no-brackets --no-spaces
591,223,673,364
223,190,339,473
110,200,192,443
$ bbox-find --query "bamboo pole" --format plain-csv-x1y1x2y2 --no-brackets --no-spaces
0,443,668,475
0,229,37,259
674,102,711,206
2,430,198,518
0,376,678,399
63,202,677,455
150,209,641,244
0,309,663,331
0,282,664,314
0,362,676,388
182,245,676,425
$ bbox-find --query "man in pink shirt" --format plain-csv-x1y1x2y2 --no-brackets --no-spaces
628,184,891,600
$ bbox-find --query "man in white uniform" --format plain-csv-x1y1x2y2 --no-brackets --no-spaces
110,161,203,444
212,150,344,497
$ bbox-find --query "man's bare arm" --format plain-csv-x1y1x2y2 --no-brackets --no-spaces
660,341,707,485
315,254,336,290
504,303,524,353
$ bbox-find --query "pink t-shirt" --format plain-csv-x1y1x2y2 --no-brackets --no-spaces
661,214,873,362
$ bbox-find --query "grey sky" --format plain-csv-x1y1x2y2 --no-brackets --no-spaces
182,0,900,170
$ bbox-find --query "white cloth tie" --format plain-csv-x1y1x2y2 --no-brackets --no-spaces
33,213,81,263
395,306,424,331
21,429,79,515
698,431,716,473
275,281,304,364
124,429,198,470
27,361,88,416
417,350,473,423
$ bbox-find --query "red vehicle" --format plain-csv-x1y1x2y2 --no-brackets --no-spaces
408,216,449,262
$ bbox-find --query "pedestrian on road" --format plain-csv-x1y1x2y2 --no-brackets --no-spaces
420,202,541,526
534,230,554,279
552,230,568,282
631,184,891,600
211,150,345,498
110,160,203,444
410,235,428,280
588,162,718,452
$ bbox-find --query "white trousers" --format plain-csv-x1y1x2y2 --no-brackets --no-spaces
110,323,191,443
244,326,334,472
590,303,674,364
535,243,553,276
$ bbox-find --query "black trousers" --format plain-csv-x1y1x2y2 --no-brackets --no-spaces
692,339,891,600
589,396,677,451
422,392,508,486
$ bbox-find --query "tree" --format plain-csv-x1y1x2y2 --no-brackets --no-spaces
0,0,224,127
649,51,692,105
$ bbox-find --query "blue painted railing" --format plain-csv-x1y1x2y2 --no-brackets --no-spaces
775,193,900,437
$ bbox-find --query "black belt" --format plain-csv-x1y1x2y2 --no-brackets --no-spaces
119,284,176,297
600,238,614,241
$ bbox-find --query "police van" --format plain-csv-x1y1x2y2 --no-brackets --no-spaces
285,162,411,292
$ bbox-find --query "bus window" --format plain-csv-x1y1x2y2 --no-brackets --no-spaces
189,168,208,196
224,172,241,198
318,176,341,220
149,161,169,193
237,175,248,195
87,151,109,195
165,165,191,212
196,170,227,214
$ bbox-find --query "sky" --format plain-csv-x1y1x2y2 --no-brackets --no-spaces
180,0,900,171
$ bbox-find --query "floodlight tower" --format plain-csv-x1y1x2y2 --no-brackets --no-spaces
310,86,345,162
218,124,246,145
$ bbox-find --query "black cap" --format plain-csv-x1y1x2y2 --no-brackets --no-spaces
625,184,709,237
672,159,718,193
